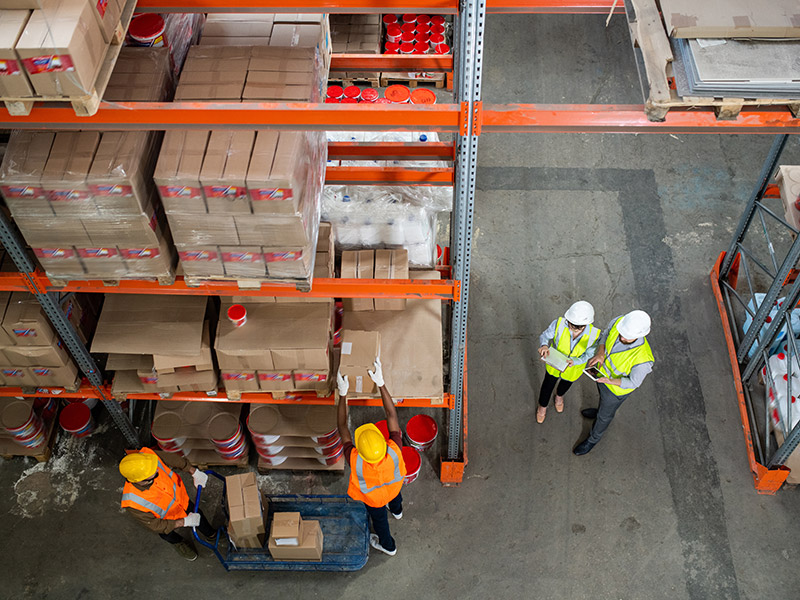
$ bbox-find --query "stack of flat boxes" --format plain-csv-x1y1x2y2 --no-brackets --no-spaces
249,403,344,471
0,0,119,100
329,14,381,81
341,249,409,312
92,295,218,394
0,292,80,388
151,400,248,466
0,48,175,281
154,45,327,285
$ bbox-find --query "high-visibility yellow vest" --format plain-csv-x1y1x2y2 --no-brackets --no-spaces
545,317,600,382
598,318,654,396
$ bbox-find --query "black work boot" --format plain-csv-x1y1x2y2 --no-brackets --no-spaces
573,438,596,456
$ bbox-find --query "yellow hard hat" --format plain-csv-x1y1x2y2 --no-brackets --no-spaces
119,452,158,483
355,424,387,464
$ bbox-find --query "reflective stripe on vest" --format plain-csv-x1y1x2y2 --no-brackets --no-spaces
599,318,654,396
546,318,600,382
356,445,403,495
120,492,167,518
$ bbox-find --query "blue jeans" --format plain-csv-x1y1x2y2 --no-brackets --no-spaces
365,492,403,552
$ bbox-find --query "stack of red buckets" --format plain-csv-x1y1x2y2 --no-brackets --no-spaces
383,14,449,55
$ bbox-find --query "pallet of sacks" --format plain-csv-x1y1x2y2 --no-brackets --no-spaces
0,0,137,116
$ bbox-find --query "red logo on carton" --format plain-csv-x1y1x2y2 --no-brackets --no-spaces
294,373,327,382
3,369,25,377
179,250,218,261
78,247,118,258
223,372,255,381
121,248,160,259
1,185,45,198
222,251,262,263
158,185,202,199
23,54,75,74
34,248,75,259
0,59,22,75
90,184,133,196
258,373,292,382
32,368,51,376
250,188,293,201
204,185,248,199
48,189,91,201
96,0,108,17
264,251,302,262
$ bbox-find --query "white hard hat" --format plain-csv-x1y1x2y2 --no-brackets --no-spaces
564,301,595,326
618,310,651,339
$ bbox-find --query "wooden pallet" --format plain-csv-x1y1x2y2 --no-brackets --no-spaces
0,414,59,462
625,0,800,122
2,0,137,117
48,272,177,288
184,275,311,292
185,448,250,469
257,455,345,472
380,73,445,89
328,76,380,88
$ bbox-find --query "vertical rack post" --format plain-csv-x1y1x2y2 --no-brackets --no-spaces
442,0,485,483
0,212,141,448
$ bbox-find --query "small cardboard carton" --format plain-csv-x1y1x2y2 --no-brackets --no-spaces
1,367,37,386
220,246,267,278
268,518,323,561
257,370,294,392
154,130,210,213
2,292,56,346
221,370,259,392
246,131,304,215
340,250,374,312
227,472,267,548
0,9,34,98
339,330,380,396
152,321,213,374
0,131,55,215
170,214,239,246
373,249,409,311
177,246,225,277
3,342,70,367
200,130,255,214
41,131,101,217
292,370,330,393
30,361,79,387
269,511,301,545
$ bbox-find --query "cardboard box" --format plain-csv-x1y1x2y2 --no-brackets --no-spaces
3,342,70,367
154,367,218,393
217,349,274,371
268,519,323,561
82,209,160,247
33,247,85,277
16,0,106,97
271,347,329,371
269,511,300,544
120,235,176,279
91,294,207,355
239,215,309,247
221,370,259,392
257,370,294,392
0,131,55,214
60,292,100,345
0,10,34,98
1,367,37,386
77,247,127,277
177,245,225,277
174,82,244,101
248,46,316,73
200,36,271,46
292,370,330,392
200,130,255,214
227,472,267,548
169,214,239,246
340,250,374,312
373,249,409,311
2,292,56,346
154,130,210,212
106,353,148,371
89,0,121,44
153,321,213,373
12,214,92,247
339,330,380,395
41,131,101,217
30,361,79,387
264,246,312,279
660,0,800,38
203,15,274,37
220,246,266,278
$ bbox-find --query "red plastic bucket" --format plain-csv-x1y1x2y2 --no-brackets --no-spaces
257,450,288,465
434,43,451,54
416,14,431,24
431,23,445,35
312,428,340,446
429,33,445,45
416,22,431,34
128,14,167,47
401,22,417,33
325,98,341,103
360,88,379,103
386,24,402,42
400,31,415,43
212,422,243,450
15,425,46,449
383,14,398,24
402,13,417,23
385,84,411,103
152,432,186,453
217,436,247,459
415,32,431,43
59,402,94,438
314,438,343,456
405,414,437,450
227,304,247,327
374,419,390,440
317,445,344,465
327,85,344,99
376,97,393,104
413,42,429,54
341,97,358,103
410,88,437,104
431,15,446,25
33,397,57,421
402,446,421,483
384,48,399,54
343,85,361,100
399,42,415,54
385,41,400,53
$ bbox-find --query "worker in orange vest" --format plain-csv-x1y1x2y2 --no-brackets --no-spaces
119,447,216,561
337,358,407,556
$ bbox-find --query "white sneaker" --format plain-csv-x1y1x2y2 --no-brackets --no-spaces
391,510,403,520
369,533,397,556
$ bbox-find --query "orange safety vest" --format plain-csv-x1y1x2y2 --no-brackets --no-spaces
120,448,190,520
347,440,407,508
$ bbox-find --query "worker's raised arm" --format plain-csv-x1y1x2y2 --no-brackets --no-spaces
336,372,352,445
369,359,400,433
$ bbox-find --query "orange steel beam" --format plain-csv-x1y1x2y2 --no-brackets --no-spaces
487,0,624,13
482,105,800,133
326,166,453,185
0,272,458,299
330,54,452,72
327,141,455,161
710,251,789,494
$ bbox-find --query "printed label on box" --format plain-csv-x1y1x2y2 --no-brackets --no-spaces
90,184,134,196
0,59,22,75
32,368,51,376
258,373,291,382
23,55,76,74
250,188,293,201
204,185,248,200
222,251,263,264
79,247,118,258
158,185,203,199
341,342,352,355
294,373,327,382
121,248,161,259
1,185,45,198
355,375,363,393
179,249,219,262
48,189,91,201
3,369,25,377
34,248,76,259
139,375,158,384
223,372,256,381
264,251,302,263
96,0,108,17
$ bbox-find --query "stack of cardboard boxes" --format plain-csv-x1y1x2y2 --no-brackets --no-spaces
153,45,327,286
268,511,323,561
226,472,267,548
92,295,219,395
0,0,121,101
330,14,381,82
150,400,247,466
215,300,333,396
341,249,409,311
248,404,344,471
338,330,381,398
0,47,175,282
0,292,81,388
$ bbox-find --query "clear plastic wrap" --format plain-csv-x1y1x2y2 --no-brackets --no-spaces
127,12,205,77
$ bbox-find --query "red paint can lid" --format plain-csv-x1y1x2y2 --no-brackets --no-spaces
227,304,246,321
129,13,165,38
431,23,445,34
406,414,438,444
382,14,398,24
401,31,415,43
413,42,429,53
401,22,417,33
374,419,390,440
431,15,446,25
386,23,402,36
399,41,415,53
401,446,421,472
416,23,431,34
340,97,358,103
434,43,451,54
385,41,400,52
326,85,343,98
384,48,399,54
325,97,340,103
375,97,393,103
360,88,379,102
402,13,417,22
385,84,411,103
343,85,361,98
59,402,91,431
415,32,430,43
410,88,437,104
416,14,431,24
429,33,445,44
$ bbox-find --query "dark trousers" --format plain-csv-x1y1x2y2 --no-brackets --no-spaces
538,372,574,407
587,383,631,444
159,499,215,544
365,492,403,552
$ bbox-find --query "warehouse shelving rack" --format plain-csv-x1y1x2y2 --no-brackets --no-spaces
1,1,799,485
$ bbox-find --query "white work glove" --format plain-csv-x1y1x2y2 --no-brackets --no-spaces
192,469,208,488
368,359,385,387
337,371,349,396
183,513,201,528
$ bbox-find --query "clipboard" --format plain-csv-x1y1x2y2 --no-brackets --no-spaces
541,347,570,372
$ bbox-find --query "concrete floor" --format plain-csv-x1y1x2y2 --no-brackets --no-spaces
3,13,800,600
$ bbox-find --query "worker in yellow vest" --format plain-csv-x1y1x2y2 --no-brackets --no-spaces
337,359,407,557
119,448,215,561
536,301,600,423
575,310,655,456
